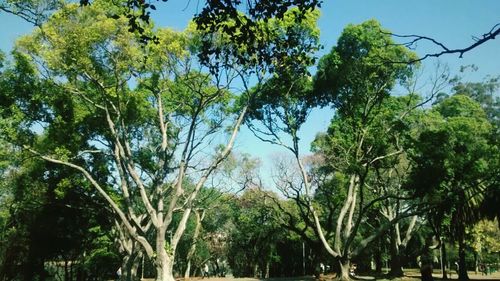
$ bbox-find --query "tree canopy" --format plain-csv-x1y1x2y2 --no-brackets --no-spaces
0,1,498,281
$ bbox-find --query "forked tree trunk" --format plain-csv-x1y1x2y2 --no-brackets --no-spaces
389,228,404,277
155,229,175,281
337,259,351,281
121,251,142,281
155,250,175,281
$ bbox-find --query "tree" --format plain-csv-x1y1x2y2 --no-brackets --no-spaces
0,47,119,281
0,0,62,26
0,1,320,280
0,148,117,281
2,2,243,279
76,0,499,65
408,94,498,281
469,219,500,265
450,74,499,129
244,19,421,280
227,188,284,278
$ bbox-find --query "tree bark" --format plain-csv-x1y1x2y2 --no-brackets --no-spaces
131,254,140,280
389,228,404,277
253,263,259,278
185,261,192,279
420,264,434,281
337,259,351,281
374,238,383,274
155,229,175,281
121,251,142,281
420,235,435,281
155,250,175,281
64,260,69,281
441,241,448,280
184,210,205,279
121,254,131,281
265,261,270,279
473,252,478,275
458,236,469,281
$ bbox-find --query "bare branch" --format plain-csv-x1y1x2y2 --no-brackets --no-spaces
384,23,500,63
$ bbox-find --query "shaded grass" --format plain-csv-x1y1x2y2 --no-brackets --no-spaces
137,269,500,281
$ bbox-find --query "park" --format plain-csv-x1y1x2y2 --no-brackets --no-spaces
0,0,499,281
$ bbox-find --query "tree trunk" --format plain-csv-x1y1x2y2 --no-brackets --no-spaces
389,229,404,277
155,251,175,281
184,260,192,279
121,254,131,281
374,238,383,274
420,264,434,281
458,236,469,281
121,250,142,281
473,252,478,275
155,230,175,281
420,237,434,281
337,259,351,281
184,210,204,279
253,263,259,278
441,242,448,280
131,253,141,280
265,261,270,279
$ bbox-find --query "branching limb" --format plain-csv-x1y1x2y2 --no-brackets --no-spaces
24,146,156,258
384,23,500,63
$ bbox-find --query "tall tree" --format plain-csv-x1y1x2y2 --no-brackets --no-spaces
245,19,420,280
408,94,498,281
0,1,320,280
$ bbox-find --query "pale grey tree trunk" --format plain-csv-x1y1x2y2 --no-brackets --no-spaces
265,261,270,278
184,210,205,279
338,259,351,281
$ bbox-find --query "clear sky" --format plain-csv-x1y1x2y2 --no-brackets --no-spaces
1,0,499,186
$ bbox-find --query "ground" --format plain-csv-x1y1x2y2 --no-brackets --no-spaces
136,269,500,281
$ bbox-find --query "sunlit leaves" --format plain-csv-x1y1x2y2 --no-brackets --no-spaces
196,6,321,75
313,19,418,117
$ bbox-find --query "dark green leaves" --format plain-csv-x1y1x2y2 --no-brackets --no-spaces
313,20,418,117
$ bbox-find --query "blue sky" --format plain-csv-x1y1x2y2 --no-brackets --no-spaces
146,0,500,167
1,0,499,186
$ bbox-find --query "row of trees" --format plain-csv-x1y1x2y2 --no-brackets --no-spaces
0,0,498,281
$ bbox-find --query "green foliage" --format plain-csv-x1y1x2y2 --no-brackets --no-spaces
227,188,284,277
2,0,498,278
408,94,497,247
469,219,500,255
80,226,120,278
245,71,313,139
195,2,321,74
450,75,500,128
0,157,117,280
313,19,418,117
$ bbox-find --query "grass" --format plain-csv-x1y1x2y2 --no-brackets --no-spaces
136,269,500,281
